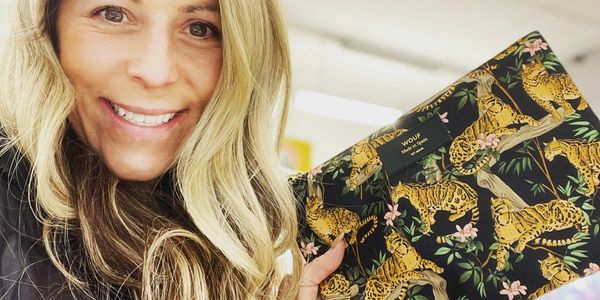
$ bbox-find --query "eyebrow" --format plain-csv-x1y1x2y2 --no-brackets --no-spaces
128,0,219,13
180,3,220,13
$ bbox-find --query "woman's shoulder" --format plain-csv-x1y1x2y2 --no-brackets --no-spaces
0,136,133,300
0,134,35,232
0,137,76,299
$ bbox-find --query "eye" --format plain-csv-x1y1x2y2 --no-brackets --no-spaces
96,6,128,23
189,22,218,39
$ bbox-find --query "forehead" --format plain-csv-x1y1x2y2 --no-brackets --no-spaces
131,0,220,12
64,0,220,13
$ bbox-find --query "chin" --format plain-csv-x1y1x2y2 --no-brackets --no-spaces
110,167,161,182
103,156,172,182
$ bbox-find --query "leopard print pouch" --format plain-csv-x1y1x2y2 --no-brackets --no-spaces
290,31,600,300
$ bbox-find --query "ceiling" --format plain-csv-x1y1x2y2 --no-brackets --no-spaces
281,0,600,165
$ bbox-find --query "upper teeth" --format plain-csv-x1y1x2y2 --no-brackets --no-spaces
111,103,176,126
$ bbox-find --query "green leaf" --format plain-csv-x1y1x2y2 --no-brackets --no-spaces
459,271,473,284
455,90,468,97
458,262,473,269
573,232,591,240
583,130,598,139
582,202,596,211
565,113,582,121
478,281,487,297
410,285,424,295
544,61,558,71
574,128,588,137
570,250,588,259
564,260,578,270
563,255,581,263
482,165,493,174
434,247,451,255
570,121,591,126
475,241,484,252
473,271,481,286
568,241,588,250
458,97,468,110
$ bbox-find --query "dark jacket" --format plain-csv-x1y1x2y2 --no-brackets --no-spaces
0,136,133,299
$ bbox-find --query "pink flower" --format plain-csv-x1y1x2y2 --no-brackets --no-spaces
452,223,478,242
307,164,323,181
486,133,500,148
384,204,401,226
475,133,500,150
499,280,527,300
584,263,600,276
300,241,319,257
475,133,489,149
523,39,549,56
438,112,449,123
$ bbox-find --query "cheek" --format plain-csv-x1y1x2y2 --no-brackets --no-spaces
180,50,223,107
60,35,126,91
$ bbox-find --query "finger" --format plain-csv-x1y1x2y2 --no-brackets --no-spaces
297,235,347,300
303,237,346,283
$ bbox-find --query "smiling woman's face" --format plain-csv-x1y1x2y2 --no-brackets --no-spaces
57,0,222,181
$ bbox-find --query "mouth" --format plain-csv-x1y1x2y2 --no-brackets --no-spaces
99,98,188,142
101,97,185,127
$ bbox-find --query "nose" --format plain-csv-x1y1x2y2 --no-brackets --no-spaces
126,23,179,90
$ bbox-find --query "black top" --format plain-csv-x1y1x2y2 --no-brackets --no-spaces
0,136,133,299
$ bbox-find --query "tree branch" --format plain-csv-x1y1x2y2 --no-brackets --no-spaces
386,270,449,300
475,108,565,209
424,157,443,184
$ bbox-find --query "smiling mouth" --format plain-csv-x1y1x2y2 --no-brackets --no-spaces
103,98,184,127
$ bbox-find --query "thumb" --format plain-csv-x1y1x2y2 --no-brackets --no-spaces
297,235,347,300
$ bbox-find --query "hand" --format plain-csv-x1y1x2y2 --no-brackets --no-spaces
297,234,347,300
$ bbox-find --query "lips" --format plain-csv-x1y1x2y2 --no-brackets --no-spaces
101,97,185,115
100,97,186,138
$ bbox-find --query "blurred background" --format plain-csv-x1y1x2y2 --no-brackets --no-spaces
279,0,600,171
0,0,597,170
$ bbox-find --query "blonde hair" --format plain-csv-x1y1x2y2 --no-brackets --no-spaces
0,0,303,299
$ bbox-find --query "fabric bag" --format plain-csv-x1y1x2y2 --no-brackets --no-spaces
290,31,600,300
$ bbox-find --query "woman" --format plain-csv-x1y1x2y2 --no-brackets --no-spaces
0,0,344,299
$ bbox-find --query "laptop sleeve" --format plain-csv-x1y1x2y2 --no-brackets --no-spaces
290,31,600,300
